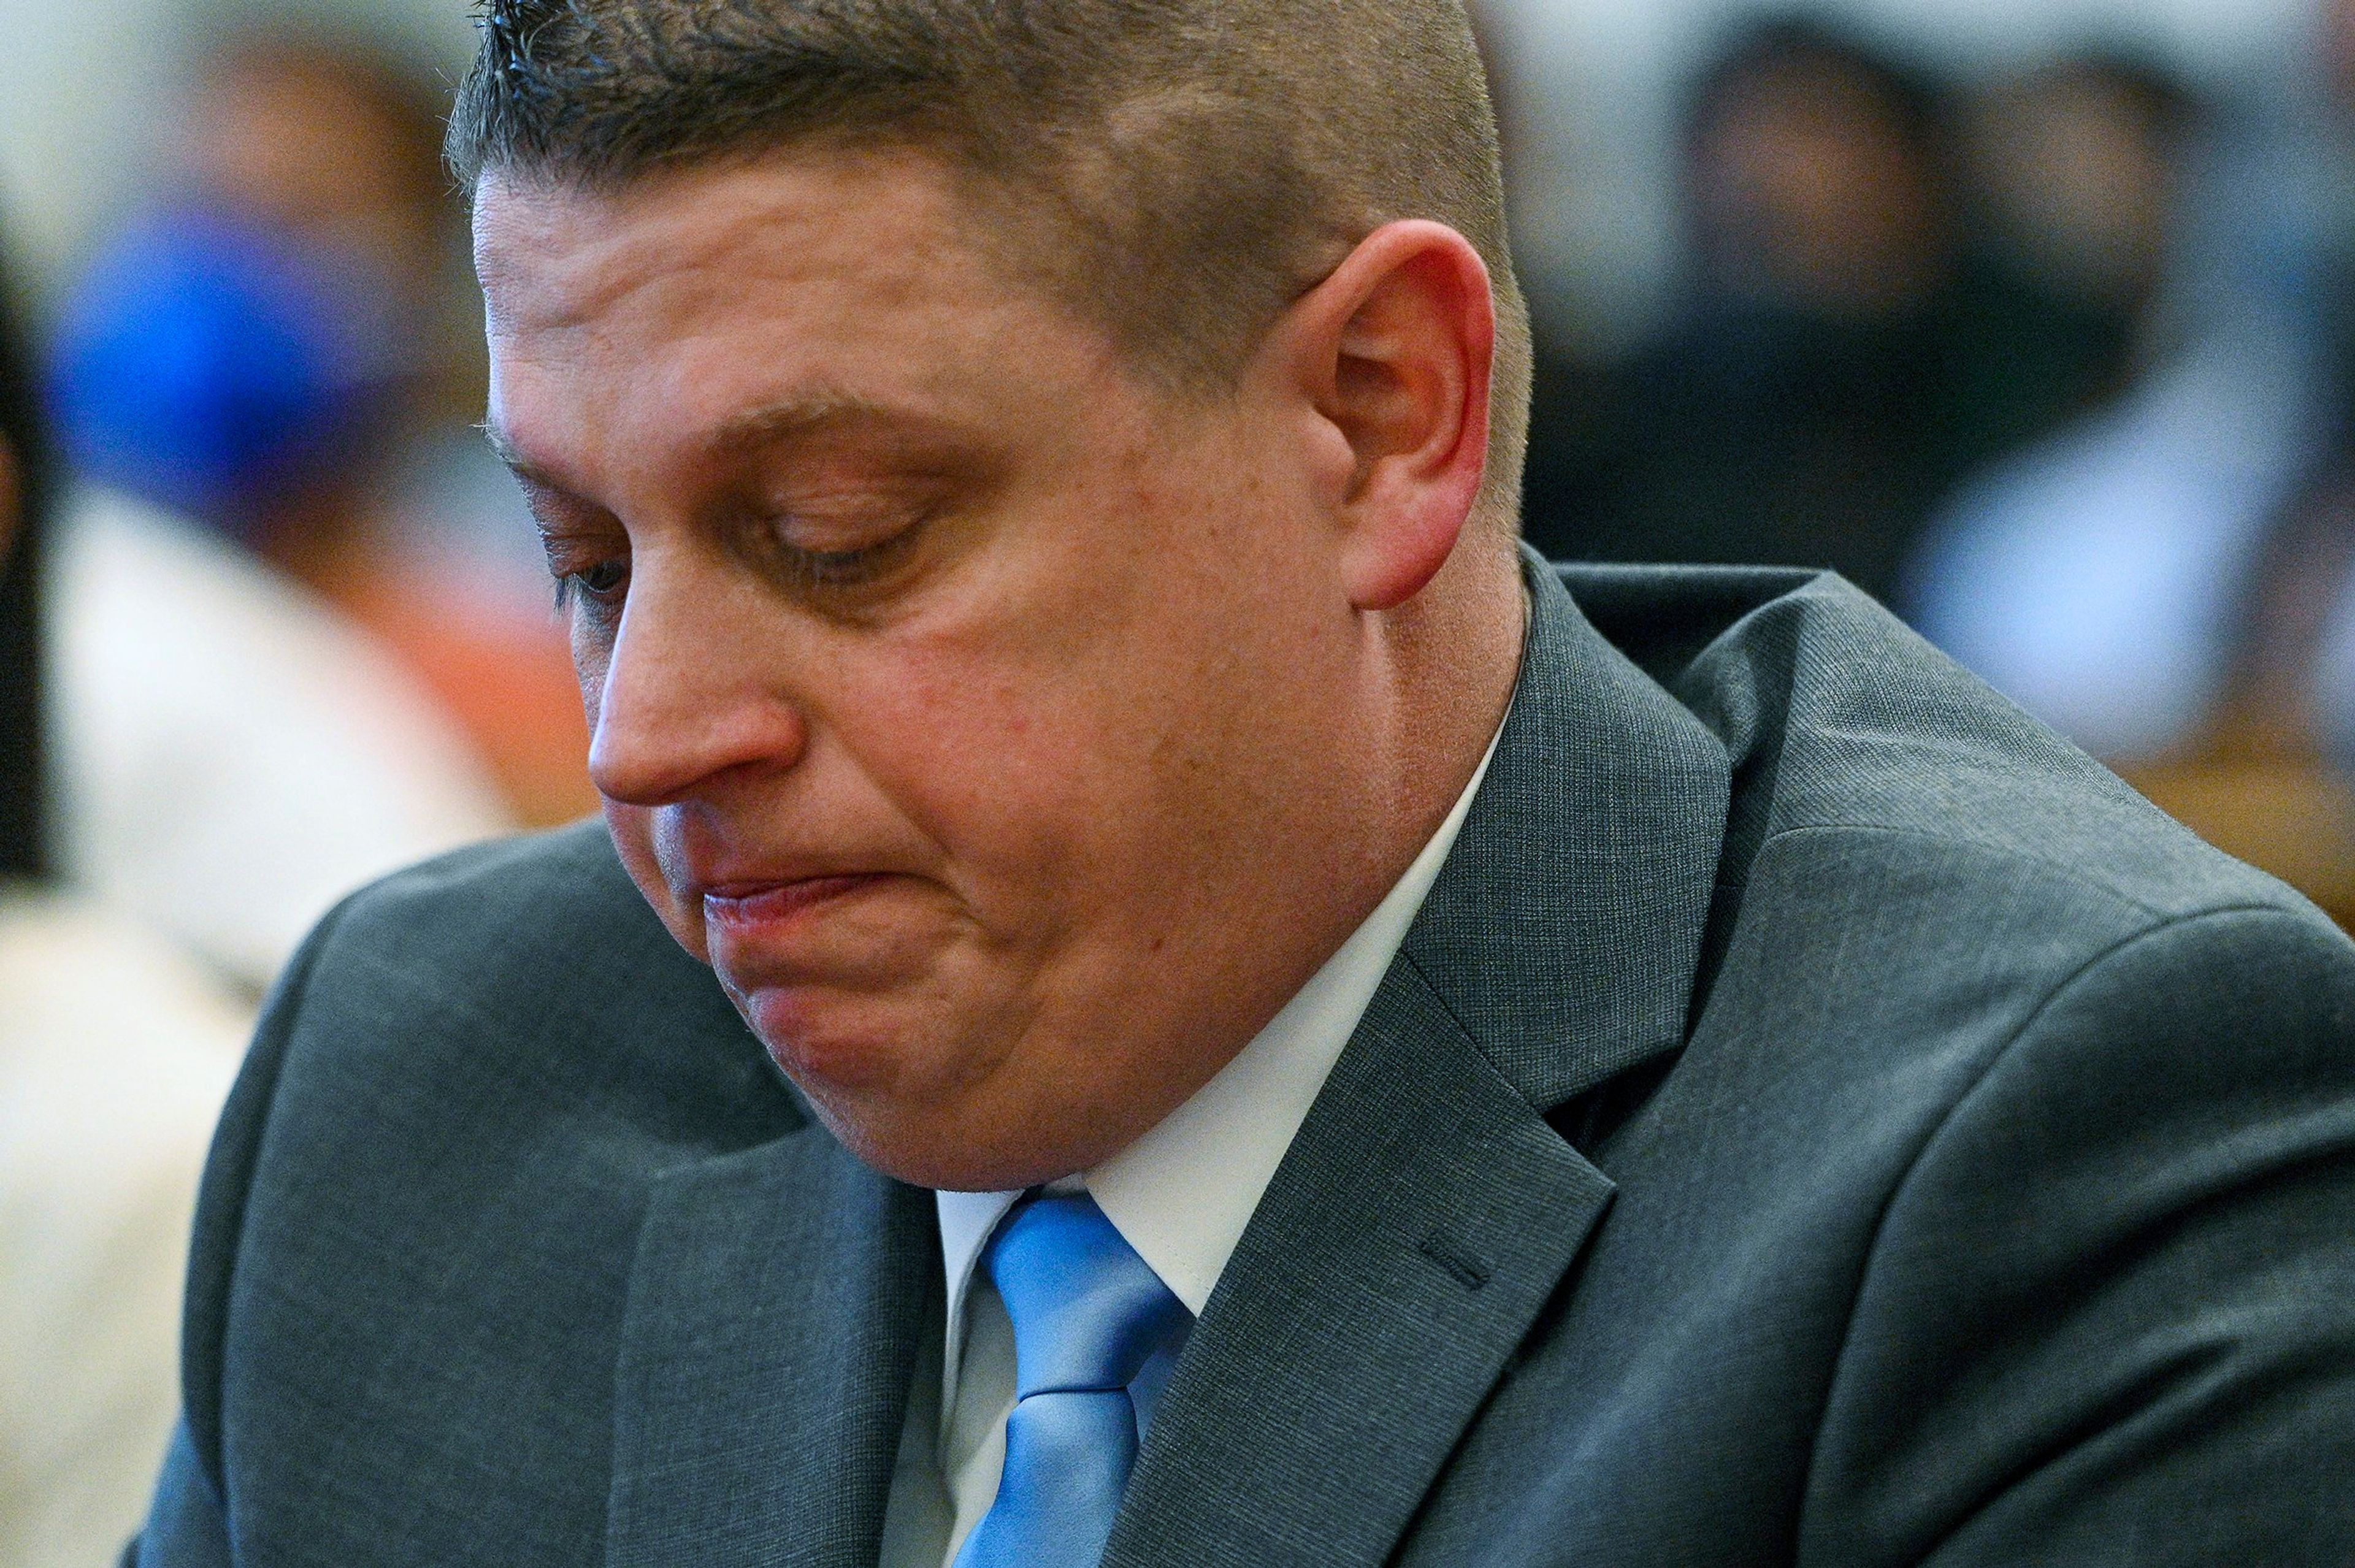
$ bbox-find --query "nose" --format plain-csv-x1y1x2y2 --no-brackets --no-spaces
586,552,810,806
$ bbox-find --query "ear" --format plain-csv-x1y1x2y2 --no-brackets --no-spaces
1264,220,1496,612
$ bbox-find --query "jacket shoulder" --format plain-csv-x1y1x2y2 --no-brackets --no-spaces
1794,903,2355,1562
1572,564,2308,926
286,818,795,1145
327,819,662,977
172,823,800,1559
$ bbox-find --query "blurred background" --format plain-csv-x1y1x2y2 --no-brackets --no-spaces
1,0,2351,1559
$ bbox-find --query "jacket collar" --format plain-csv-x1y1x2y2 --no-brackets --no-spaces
1404,551,1733,1112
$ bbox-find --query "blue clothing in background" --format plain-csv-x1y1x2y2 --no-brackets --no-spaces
47,207,402,540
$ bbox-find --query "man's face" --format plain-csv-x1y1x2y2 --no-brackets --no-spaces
476,151,1404,1190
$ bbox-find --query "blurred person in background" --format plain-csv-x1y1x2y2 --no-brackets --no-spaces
49,23,597,831
1947,56,2197,454
30,117,511,989
1902,52,2276,763
2107,0,2355,930
1902,44,2355,920
2135,471,2355,924
1520,16,2083,603
0,208,253,1568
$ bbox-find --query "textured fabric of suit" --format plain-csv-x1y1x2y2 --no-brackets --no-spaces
134,559,2355,1566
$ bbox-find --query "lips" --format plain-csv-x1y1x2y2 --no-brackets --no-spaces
702,874,886,931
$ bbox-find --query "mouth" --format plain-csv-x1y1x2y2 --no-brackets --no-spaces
702,874,887,933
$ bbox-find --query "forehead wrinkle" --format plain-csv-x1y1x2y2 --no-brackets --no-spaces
478,155,1122,507
480,186,789,343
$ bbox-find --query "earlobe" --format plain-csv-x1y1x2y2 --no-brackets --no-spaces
1285,221,1496,613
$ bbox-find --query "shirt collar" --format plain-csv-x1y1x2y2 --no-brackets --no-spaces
934,716,1506,1350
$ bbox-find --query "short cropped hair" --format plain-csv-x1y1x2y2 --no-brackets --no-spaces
449,0,1532,531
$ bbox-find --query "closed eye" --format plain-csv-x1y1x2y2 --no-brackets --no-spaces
554,556,630,612
765,520,929,593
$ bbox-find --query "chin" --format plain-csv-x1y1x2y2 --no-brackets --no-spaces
776,1066,1016,1190
811,1098,1097,1194
756,1013,1117,1191
740,985,924,1101
737,981,1004,1125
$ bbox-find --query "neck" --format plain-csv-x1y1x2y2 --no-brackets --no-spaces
1369,530,1528,866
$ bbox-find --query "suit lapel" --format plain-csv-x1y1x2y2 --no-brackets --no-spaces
1109,555,1733,1567
1407,553,1735,1111
607,1121,937,1568
1104,958,1614,1568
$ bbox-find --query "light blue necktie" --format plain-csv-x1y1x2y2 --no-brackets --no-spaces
952,1194,1190,1568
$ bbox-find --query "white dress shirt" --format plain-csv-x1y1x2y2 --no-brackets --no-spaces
878,724,1505,1568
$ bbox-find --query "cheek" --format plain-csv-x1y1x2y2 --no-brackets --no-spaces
603,801,710,962
849,635,1227,935
860,675,1090,880
570,621,610,714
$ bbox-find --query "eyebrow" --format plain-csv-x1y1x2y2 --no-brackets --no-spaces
706,392,906,458
480,391,926,486
480,420,537,479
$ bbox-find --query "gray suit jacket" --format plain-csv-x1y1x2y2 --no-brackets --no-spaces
137,561,2355,1566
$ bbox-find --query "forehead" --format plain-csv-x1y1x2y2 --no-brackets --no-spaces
477,147,1028,337
473,150,1109,461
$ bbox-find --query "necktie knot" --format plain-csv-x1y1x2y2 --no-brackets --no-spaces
986,1193,1189,1399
